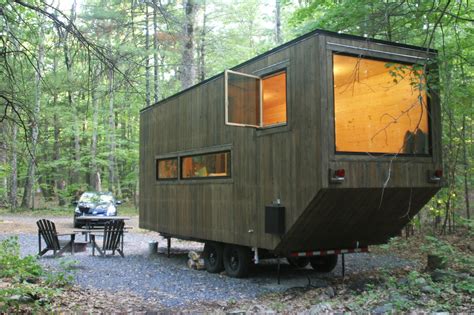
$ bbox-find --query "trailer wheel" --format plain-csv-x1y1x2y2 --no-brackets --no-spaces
203,242,224,273
310,255,338,272
223,245,251,278
287,257,310,268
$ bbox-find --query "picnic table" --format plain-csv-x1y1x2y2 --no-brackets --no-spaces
74,216,131,251
74,216,131,229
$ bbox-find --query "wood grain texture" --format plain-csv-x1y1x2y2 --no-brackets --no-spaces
139,32,442,252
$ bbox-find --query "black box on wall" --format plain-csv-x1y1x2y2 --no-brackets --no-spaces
265,205,285,235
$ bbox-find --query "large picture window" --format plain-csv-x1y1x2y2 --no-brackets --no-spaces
333,54,430,155
225,69,287,128
156,158,178,180
181,151,231,179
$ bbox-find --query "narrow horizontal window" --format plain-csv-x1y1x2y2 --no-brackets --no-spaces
333,53,430,155
181,151,231,179
156,158,178,180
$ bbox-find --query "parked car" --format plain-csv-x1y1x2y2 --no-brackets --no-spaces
73,191,122,228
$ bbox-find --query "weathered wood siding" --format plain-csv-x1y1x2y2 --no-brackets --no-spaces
139,31,442,253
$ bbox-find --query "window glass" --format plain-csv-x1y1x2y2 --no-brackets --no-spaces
181,151,230,179
157,158,178,180
262,72,287,126
227,71,260,126
333,54,429,154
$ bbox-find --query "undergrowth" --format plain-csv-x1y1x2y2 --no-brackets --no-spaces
0,237,76,312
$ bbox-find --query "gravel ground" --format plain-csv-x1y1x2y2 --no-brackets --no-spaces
0,216,417,308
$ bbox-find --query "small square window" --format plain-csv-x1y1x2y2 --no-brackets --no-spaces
156,158,178,180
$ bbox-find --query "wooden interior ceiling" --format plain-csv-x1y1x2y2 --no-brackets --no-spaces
333,54,429,154
262,72,287,126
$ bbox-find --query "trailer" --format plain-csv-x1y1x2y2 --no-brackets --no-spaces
139,29,442,278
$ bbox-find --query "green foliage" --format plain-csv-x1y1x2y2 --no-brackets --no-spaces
0,237,42,280
421,235,474,269
0,237,75,312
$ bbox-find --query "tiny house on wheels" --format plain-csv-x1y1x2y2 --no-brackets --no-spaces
139,29,442,278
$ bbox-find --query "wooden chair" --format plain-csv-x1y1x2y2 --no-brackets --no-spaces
37,219,76,257
91,220,125,257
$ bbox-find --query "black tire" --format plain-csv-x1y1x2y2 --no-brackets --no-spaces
203,242,224,273
310,255,338,272
287,256,310,268
223,244,251,278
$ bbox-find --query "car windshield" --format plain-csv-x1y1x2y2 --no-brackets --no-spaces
79,193,114,203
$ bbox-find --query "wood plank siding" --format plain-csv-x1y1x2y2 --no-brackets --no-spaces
139,30,442,254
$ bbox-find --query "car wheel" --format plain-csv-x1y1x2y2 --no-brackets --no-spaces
203,242,224,273
287,256,310,268
223,244,251,278
310,255,338,272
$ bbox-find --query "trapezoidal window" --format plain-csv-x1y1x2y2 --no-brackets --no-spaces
333,54,430,155
181,151,231,179
156,158,178,180
225,69,287,128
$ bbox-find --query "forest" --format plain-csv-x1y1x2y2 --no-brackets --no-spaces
0,0,472,230
0,0,473,313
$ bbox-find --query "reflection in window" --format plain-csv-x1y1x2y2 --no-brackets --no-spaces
181,151,230,179
262,72,287,127
157,158,178,180
333,54,429,154
227,72,260,126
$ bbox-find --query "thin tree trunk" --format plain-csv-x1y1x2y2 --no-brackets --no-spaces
0,121,7,205
90,67,101,192
9,122,18,210
21,21,44,209
153,0,159,103
197,0,207,82
462,111,471,219
145,3,151,107
180,0,197,89
62,0,80,186
107,67,117,194
275,0,282,44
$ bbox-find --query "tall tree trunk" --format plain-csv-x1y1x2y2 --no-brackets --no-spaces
275,0,282,44
145,3,151,107
462,116,470,219
21,21,44,209
197,0,207,82
153,0,159,103
107,67,117,195
180,0,197,89
0,121,7,205
90,67,101,192
9,122,18,210
59,0,80,187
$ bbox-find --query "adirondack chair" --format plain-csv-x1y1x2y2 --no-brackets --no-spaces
90,220,125,257
37,219,76,257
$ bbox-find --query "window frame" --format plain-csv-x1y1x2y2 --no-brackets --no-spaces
156,157,179,181
331,51,433,157
260,69,288,129
224,69,262,128
224,69,288,129
180,150,232,180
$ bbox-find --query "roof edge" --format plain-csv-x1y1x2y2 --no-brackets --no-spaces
140,29,437,113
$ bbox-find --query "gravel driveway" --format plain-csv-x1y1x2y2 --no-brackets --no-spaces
0,215,416,308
